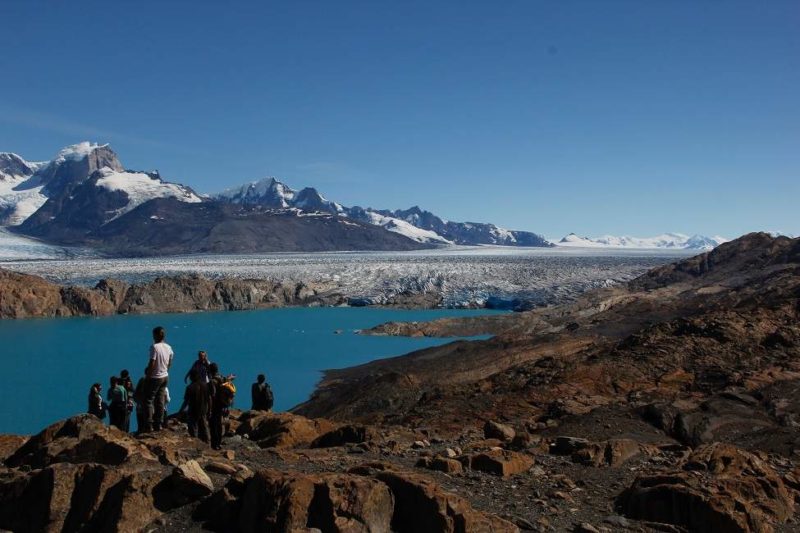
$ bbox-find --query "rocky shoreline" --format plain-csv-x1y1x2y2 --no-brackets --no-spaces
2,232,800,532
0,269,453,319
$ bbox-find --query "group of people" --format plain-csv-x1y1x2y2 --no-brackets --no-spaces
87,326,274,450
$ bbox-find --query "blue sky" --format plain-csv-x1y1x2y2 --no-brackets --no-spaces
1,1,797,239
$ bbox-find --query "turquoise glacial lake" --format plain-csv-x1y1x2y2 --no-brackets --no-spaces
0,307,502,434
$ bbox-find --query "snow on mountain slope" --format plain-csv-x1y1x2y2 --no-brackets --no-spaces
557,232,727,250
51,142,108,164
0,153,49,225
0,153,45,181
354,209,452,244
95,169,202,220
216,177,296,207
293,187,344,213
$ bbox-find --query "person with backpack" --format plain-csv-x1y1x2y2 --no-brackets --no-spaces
88,383,107,420
142,326,174,432
107,376,128,430
182,369,210,443
251,374,274,411
208,363,236,450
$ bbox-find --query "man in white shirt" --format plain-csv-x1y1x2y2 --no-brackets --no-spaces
142,326,174,432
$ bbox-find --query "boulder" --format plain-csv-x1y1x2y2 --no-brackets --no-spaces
376,471,519,532
416,456,464,474
311,424,381,448
617,443,794,532
0,435,27,462
467,449,534,477
154,460,214,509
572,439,645,467
5,415,157,469
236,412,335,448
206,461,238,475
483,420,515,442
0,462,165,533
550,436,591,456
238,469,394,533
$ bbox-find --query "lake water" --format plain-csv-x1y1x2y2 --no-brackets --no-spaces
0,307,502,434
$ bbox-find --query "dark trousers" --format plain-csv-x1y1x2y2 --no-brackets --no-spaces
209,409,224,448
109,402,127,431
188,412,210,443
143,377,168,432
136,409,146,434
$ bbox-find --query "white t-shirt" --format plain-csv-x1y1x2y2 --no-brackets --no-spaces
149,342,174,379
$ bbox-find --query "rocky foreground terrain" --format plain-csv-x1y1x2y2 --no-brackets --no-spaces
1,232,799,532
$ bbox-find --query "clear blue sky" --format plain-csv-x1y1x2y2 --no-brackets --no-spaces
1,1,797,239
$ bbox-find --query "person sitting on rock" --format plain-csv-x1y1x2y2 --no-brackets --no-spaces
184,350,211,384
107,376,128,431
251,374,274,411
142,326,173,432
88,383,106,420
182,369,210,443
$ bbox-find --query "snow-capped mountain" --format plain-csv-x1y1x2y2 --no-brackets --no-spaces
557,233,727,251
0,153,48,225
374,206,552,247
11,143,203,242
345,206,452,245
3,143,432,254
94,169,202,220
216,178,552,246
215,178,450,244
216,177,296,208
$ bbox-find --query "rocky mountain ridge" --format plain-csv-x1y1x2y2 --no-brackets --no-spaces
215,177,553,247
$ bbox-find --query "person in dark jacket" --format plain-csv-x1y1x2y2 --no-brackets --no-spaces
183,369,210,442
119,369,134,432
184,350,211,384
133,369,147,434
208,363,236,450
251,374,274,411
88,383,106,420
107,376,128,430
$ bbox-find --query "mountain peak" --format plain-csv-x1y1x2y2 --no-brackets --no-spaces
216,176,296,208
53,142,110,164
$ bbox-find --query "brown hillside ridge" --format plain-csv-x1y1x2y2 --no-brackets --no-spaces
1,232,799,532
0,271,345,319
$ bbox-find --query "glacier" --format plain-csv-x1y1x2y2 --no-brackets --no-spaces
1,247,685,309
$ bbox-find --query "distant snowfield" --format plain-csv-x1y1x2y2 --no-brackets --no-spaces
555,232,727,250
1,246,686,308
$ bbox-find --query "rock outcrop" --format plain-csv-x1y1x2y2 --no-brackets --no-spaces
0,414,519,533
0,270,338,319
617,443,794,532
